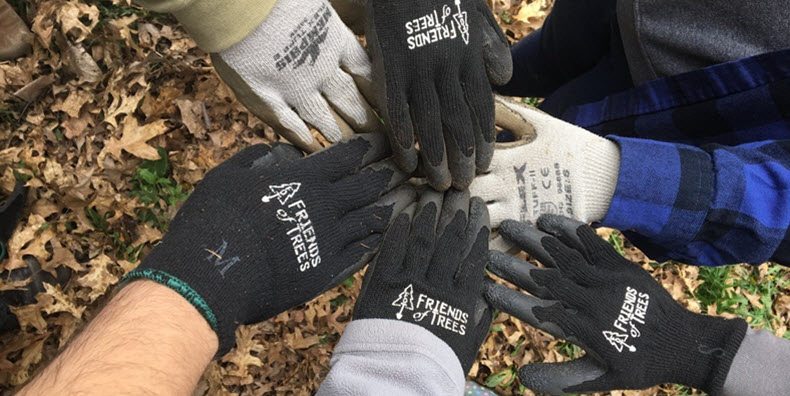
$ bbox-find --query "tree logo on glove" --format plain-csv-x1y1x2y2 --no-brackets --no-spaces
392,284,415,319
261,183,302,205
404,0,469,50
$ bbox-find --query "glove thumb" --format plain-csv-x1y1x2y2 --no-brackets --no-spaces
518,356,606,395
476,1,513,86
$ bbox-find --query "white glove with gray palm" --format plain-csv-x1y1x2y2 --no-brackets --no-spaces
212,0,379,152
471,97,621,251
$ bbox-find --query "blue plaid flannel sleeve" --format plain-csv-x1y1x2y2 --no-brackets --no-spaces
601,136,790,267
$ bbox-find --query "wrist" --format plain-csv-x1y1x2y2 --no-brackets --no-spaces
578,136,620,223
136,0,277,52
654,310,747,395
338,319,466,390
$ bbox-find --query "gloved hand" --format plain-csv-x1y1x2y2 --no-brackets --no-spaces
353,189,493,372
366,0,512,190
123,135,415,355
211,0,379,153
471,97,620,235
484,215,748,395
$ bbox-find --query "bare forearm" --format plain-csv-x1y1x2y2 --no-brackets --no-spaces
19,281,218,395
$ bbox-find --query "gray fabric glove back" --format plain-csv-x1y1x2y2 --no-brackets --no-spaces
213,0,379,153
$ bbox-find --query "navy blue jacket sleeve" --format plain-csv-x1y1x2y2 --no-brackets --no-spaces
601,136,790,267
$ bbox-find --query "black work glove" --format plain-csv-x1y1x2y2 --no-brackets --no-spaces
354,189,493,372
366,0,512,191
484,215,748,395
123,135,415,355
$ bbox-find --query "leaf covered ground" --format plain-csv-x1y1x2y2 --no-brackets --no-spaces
0,0,788,395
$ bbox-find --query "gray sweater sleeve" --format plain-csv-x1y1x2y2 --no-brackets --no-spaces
317,318,465,396
722,328,790,396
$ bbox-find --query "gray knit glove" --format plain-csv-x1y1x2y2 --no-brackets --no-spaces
212,0,379,153
471,97,621,251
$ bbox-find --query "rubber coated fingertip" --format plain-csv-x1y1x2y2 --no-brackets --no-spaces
518,359,606,396
438,189,471,235
537,215,586,239
377,185,417,223
447,146,475,190
393,143,419,173
467,197,491,234
420,155,452,191
250,144,303,169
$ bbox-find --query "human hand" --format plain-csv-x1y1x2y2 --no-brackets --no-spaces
366,0,512,190
212,0,379,153
353,189,493,372
471,97,620,249
123,134,415,355
484,215,748,395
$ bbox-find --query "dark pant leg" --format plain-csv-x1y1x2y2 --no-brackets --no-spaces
496,0,618,97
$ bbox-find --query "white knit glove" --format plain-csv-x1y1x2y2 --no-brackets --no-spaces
212,0,378,152
471,97,621,250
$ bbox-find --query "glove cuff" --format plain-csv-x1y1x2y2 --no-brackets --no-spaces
121,267,237,357
578,136,621,223
651,309,748,395
136,0,276,52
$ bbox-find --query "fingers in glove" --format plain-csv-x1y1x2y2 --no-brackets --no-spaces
489,233,516,253
322,70,379,134
518,356,607,396
293,93,348,144
483,279,569,340
428,194,470,285
476,1,513,86
461,65,496,173
250,144,305,170
374,185,418,224
335,233,385,287
384,87,419,173
412,85,451,190
538,214,633,273
487,251,552,300
539,236,606,286
333,159,410,212
498,220,559,268
536,215,587,253
462,197,491,258
360,205,415,294
455,217,490,289
219,144,274,170
531,269,594,309
341,42,378,109
437,189,470,236
404,189,443,276
338,204,393,247
210,54,322,152
307,133,390,180
437,78,476,190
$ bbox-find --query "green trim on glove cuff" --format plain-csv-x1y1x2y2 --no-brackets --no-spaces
122,268,218,332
